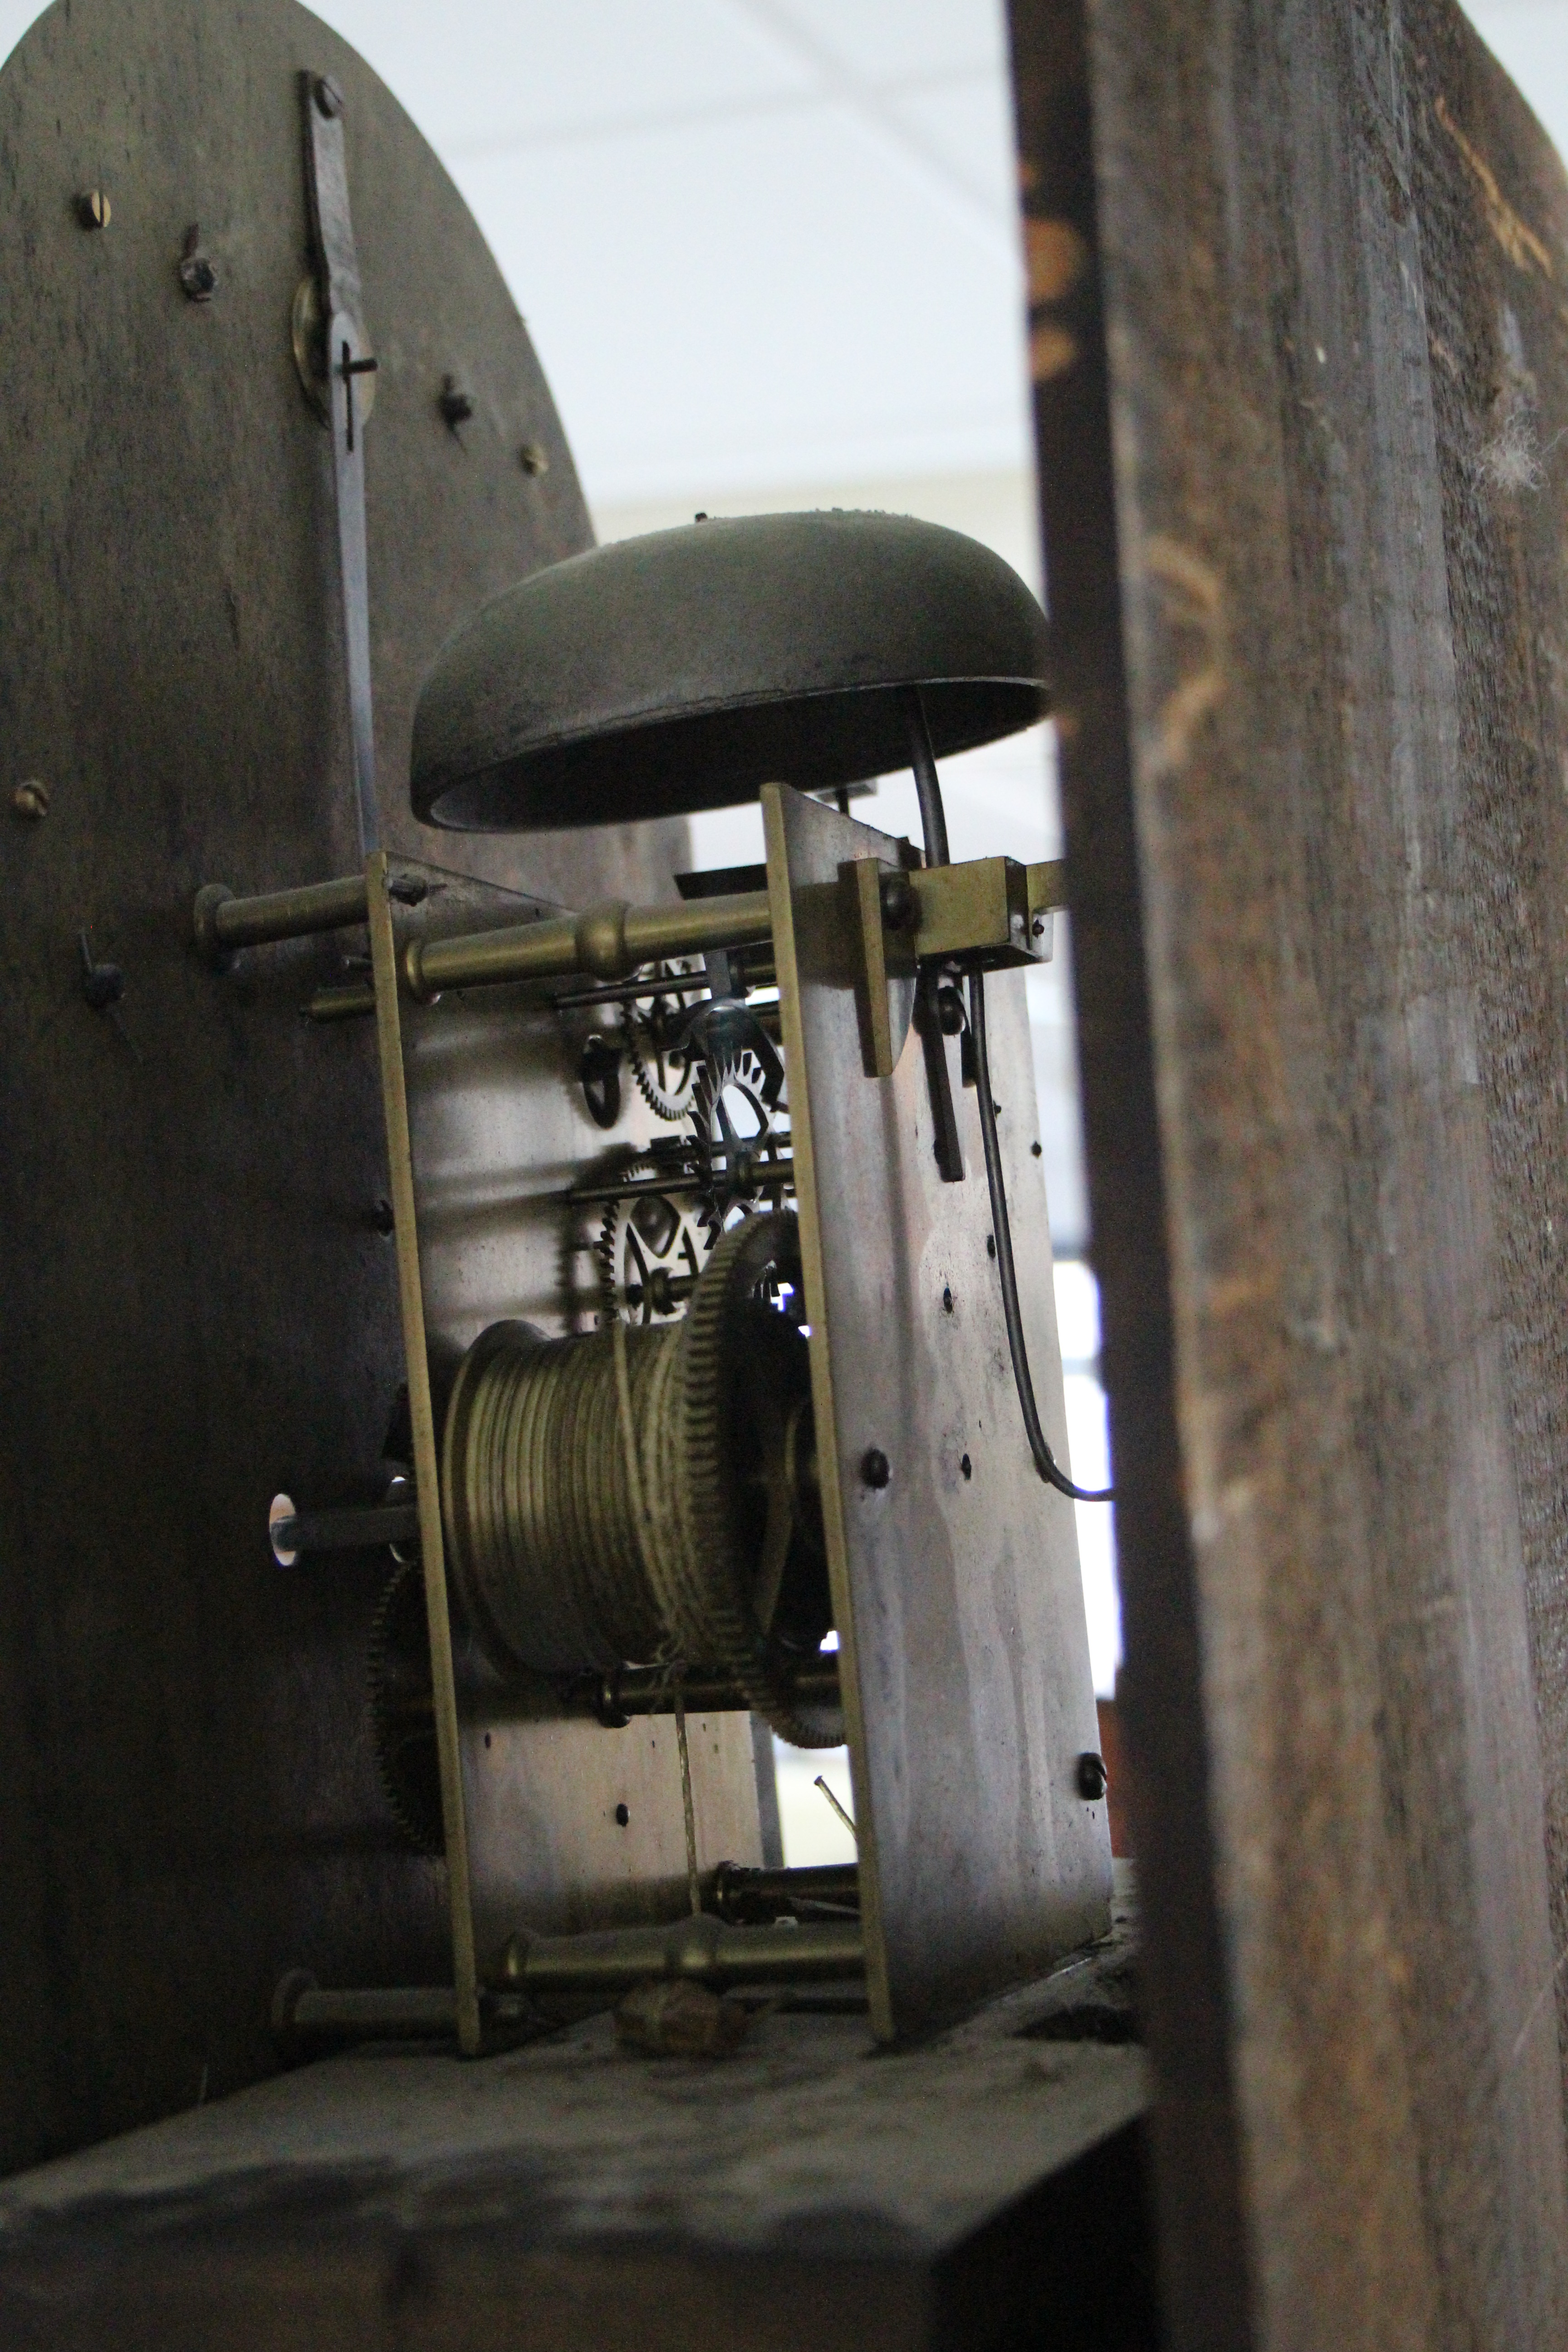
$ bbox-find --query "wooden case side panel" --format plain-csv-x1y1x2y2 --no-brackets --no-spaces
1010,0,1568,2342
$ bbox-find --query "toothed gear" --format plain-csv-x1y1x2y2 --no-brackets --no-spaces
656,1211,839,1749
687,1010,787,1234
368,1557,445,1855
597,1167,711,1325
623,962,703,1122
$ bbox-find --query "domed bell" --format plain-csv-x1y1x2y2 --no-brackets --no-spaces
410,508,1051,832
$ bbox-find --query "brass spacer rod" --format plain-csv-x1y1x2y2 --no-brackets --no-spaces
499,1915,864,1996
405,887,773,1000
194,872,369,964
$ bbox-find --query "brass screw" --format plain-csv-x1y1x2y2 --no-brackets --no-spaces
76,189,111,230
519,441,549,477
11,780,49,820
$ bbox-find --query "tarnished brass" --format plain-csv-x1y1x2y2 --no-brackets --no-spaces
404,886,772,1000
906,854,1039,968
365,854,482,2055
276,1909,863,2041
1026,858,1067,916
192,871,369,964
441,1215,838,1747
848,852,1052,1080
498,1913,864,1996
304,980,377,1022
848,858,915,1080
278,1979,462,2039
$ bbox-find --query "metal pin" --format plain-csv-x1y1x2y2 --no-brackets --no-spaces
814,1775,857,1840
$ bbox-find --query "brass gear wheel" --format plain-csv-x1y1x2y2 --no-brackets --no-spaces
686,1008,787,1235
623,960,704,1122
368,1557,445,1856
650,1211,838,1747
596,1166,711,1325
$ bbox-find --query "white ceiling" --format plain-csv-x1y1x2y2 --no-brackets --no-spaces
0,0,1557,511
304,0,1030,506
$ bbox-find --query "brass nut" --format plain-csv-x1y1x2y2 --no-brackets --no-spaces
519,441,550,477
10,780,49,820
75,189,110,230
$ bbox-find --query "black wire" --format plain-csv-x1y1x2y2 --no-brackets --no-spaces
902,685,950,867
902,683,1113,1505
968,970,1114,1504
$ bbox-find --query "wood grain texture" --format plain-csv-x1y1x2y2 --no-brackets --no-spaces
1009,0,1568,2343
0,1880,1152,2352
0,0,685,2175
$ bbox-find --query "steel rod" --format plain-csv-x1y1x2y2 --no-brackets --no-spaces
587,1655,838,1722
710,1862,859,1922
567,1158,796,1210
271,1502,420,1556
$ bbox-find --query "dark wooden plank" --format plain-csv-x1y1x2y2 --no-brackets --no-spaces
0,1889,1150,2352
1009,0,1568,2342
0,0,686,2176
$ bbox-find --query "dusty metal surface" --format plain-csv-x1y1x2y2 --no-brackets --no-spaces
412,510,1051,832
764,784,1110,2038
0,1868,1149,2352
387,864,763,1968
0,0,684,2175
1010,0,1568,2342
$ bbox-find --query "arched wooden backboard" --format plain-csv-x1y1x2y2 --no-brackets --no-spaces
0,0,687,2171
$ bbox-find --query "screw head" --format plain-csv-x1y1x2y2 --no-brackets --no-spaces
519,440,550,476
1075,1750,1108,1801
314,74,345,118
879,869,915,931
860,1446,891,1490
76,189,111,230
439,374,475,428
11,780,49,820
935,981,966,1034
179,251,219,301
